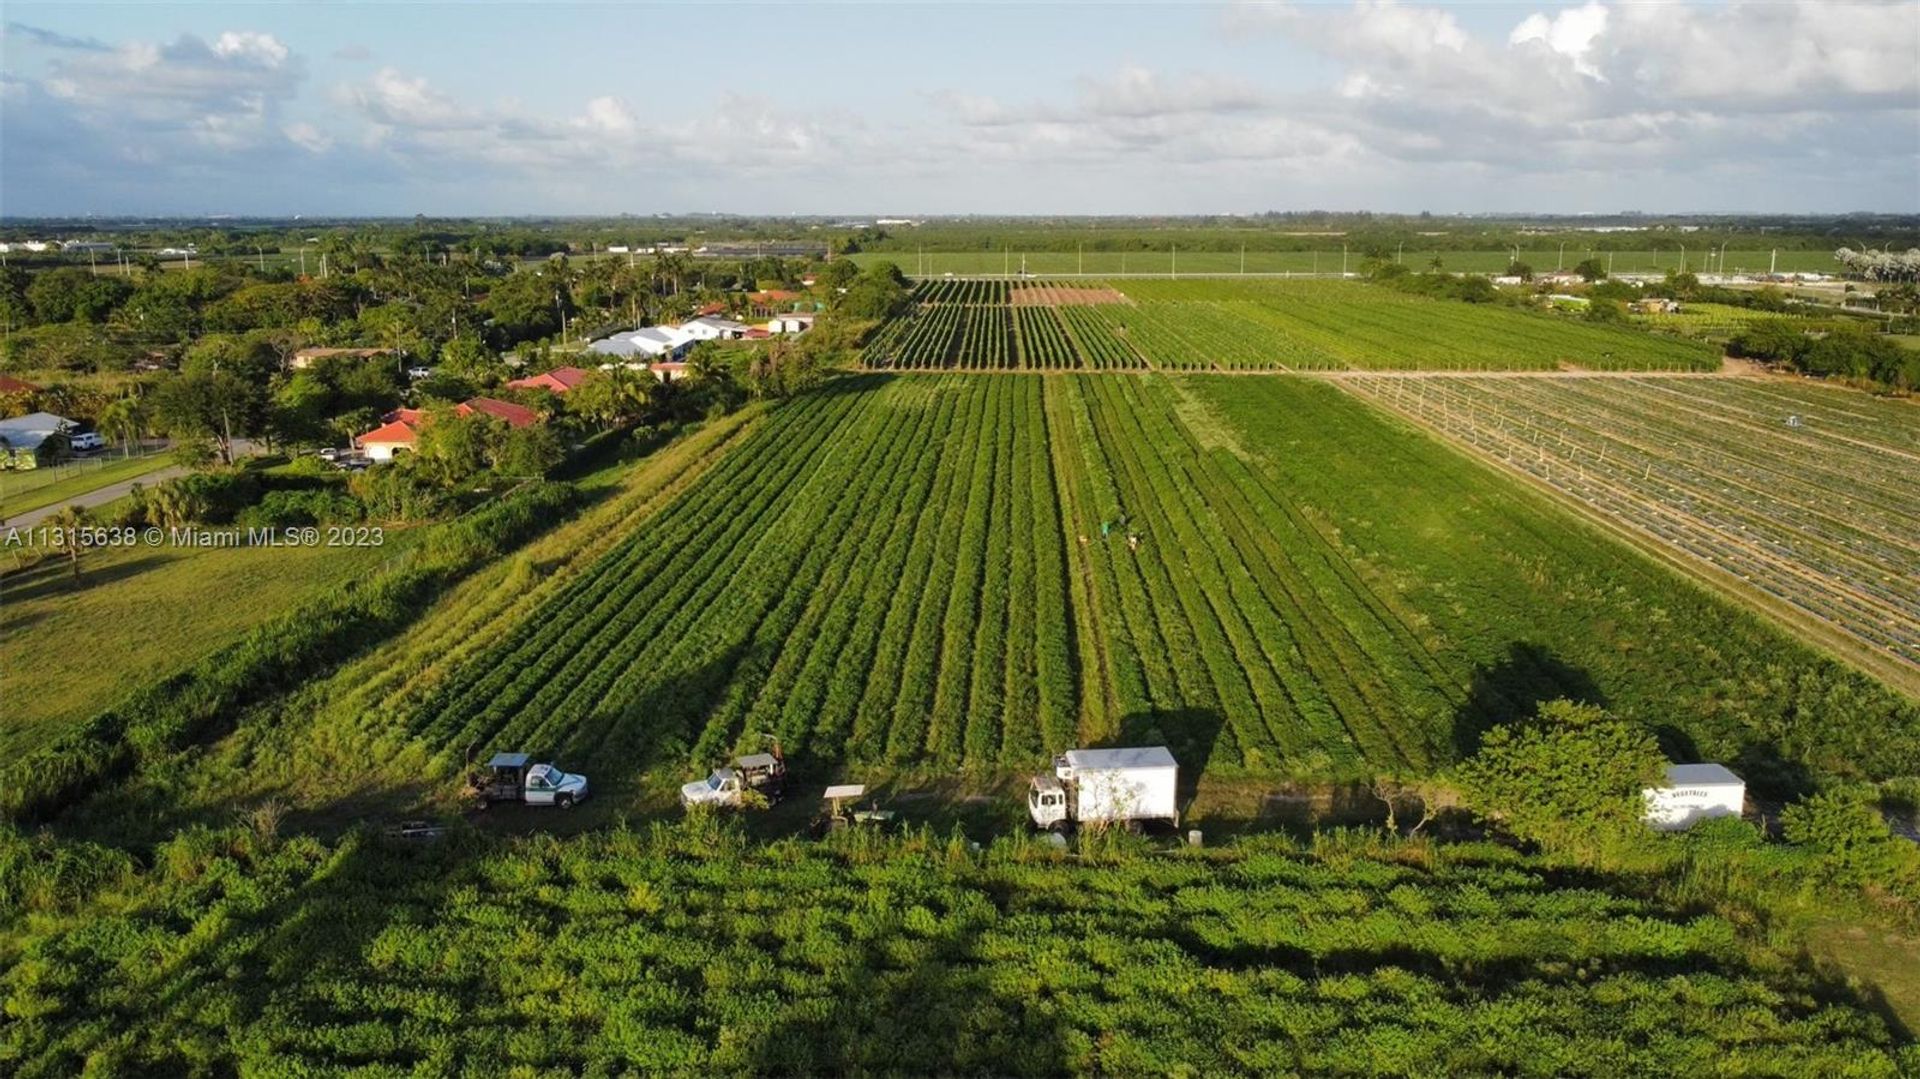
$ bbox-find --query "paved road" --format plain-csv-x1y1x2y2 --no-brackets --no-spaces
2,465,189,528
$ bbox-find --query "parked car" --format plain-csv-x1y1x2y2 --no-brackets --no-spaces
316,447,342,461
68,432,105,453
406,366,434,380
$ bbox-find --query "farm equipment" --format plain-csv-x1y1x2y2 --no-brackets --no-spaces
681,742,787,809
472,752,590,809
1027,747,1178,833
811,784,897,837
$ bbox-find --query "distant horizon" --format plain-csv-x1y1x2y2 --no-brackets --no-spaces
4,2,1916,217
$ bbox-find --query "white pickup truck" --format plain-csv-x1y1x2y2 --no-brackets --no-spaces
680,752,786,809
474,752,590,808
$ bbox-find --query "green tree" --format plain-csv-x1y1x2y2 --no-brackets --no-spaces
151,371,256,465
1572,258,1608,282
96,396,148,456
1456,699,1665,856
1781,788,1920,892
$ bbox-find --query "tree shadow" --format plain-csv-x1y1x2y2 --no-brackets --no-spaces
0,552,171,603
1111,707,1224,808
1451,642,1606,759
1731,740,1818,801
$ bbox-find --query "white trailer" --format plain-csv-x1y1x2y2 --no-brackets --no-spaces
1642,763,1745,831
1028,746,1179,832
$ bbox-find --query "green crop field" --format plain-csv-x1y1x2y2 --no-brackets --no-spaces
3,823,1910,1077
1336,375,1920,695
109,373,1914,825
850,248,1843,277
862,279,1715,372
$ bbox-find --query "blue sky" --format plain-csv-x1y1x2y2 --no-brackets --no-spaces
3,2,1916,216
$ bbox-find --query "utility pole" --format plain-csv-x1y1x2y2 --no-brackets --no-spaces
1396,241,1403,265
1770,249,1777,275
299,246,307,276
1341,244,1348,275
1004,244,1009,277
1171,243,1177,279
88,247,97,275
1078,242,1083,275
1557,240,1565,270
1240,243,1245,275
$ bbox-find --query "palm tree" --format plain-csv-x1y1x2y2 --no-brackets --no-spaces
98,396,147,457
46,504,88,580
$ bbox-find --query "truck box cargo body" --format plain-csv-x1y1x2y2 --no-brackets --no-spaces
1642,763,1745,831
1029,747,1179,830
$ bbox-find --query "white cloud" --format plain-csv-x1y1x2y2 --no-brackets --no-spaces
283,121,332,153
1510,2,1608,80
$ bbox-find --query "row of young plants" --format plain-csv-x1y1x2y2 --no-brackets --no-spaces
2,819,1910,1077
1013,304,1083,369
1339,373,1920,683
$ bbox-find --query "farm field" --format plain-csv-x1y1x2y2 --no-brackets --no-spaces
97,373,1919,834
862,279,1714,372
2,824,1909,1077
849,248,1843,277
1334,374,1920,695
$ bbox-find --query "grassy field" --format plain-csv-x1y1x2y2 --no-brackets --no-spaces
0,452,173,520
0,537,406,755
1335,375,1920,695
863,279,1715,372
849,248,1844,277
1,822,1910,1077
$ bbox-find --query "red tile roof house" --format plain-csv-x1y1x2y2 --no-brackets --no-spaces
0,375,42,396
503,366,592,394
355,398,540,461
455,397,540,428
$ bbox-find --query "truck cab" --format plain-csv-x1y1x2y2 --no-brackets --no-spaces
1028,775,1070,831
474,752,589,808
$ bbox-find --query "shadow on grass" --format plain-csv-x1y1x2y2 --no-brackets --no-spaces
1451,641,1606,758
0,552,172,603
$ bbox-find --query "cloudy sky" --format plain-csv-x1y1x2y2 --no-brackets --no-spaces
2,1,1915,216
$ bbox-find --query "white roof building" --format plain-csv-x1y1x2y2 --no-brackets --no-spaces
0,412,76,450
587,324,697,359
681,316,750,341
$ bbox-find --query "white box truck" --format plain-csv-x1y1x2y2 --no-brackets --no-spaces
1642,762,1745,831
1028,746,1179,832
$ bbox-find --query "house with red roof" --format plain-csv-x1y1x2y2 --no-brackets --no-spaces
0,375,41,396
354,397,540,461
356,418,422,461
503,366,592,394
454,396,540,428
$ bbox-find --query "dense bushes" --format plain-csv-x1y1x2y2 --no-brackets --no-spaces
0,481,581,824
1730,320,1920,391
0,822,1910,1076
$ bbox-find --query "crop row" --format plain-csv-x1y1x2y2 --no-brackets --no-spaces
1339,374,1920,677
403,375,1079,773
397,374,1918,787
